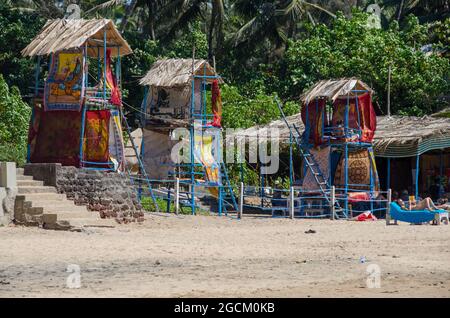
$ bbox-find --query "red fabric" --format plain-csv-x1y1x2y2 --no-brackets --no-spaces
30,109,82,166
83,110,110,164
332,93,376,142
356,211,377,221
358,93,376,142
210,80,222,127
301,99,326,146
106,49,122,107
348,192,371,204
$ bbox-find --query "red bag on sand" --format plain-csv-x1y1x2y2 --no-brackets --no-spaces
355,211,377,221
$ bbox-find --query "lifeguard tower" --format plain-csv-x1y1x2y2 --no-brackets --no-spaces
22,19,132,171
138,58,237,214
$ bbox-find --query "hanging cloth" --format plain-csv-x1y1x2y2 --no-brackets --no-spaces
210,79,222,127
105,48,122,106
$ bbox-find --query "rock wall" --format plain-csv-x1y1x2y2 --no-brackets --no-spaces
24,164,144,222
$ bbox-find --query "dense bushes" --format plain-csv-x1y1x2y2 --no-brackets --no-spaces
0,75,31,165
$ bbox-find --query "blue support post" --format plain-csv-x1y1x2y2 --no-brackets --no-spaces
103,29,107,102
218,186,223,216
167,184,171,213
97,47,101,82
345,94,350,138
344,143,349,215
141,86,149,126
260,170,264,208
190,78,196,215
28,56,41,163
369,150,374,212
387,158,391,190
79,105,87,168
415,154,420,199
289,131,293,187
34,56,41,96
116,47,121,89
355,93,361,137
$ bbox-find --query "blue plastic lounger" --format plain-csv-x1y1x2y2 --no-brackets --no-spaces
389,202,445,224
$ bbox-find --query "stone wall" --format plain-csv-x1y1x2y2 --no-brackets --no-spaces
0,162,16,226
24,164,143,222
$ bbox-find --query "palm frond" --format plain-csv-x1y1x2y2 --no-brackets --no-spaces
84,0,124,15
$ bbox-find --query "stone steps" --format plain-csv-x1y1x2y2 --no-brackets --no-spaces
22,193,67,201
18,186,57,194
16,174,34,181
14,168,114,230
17,179,44,187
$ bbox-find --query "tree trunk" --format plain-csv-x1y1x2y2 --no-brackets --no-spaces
121,0,138,32
208,1,218,60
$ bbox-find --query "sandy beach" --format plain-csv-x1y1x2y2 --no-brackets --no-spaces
0,213,449,298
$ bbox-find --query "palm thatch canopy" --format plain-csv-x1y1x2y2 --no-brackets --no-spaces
231,115,450,158
301,78,373,104
374,115,450,158
21,19,132,58
139,58,223,88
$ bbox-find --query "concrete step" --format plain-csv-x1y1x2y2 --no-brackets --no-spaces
17,180,44,187
53,211,98,219
23,193,67,201
29,200,78,208
43,205,89,214
16,168,24,175
18,186,57,194
16,174,34,181
67,218,117,228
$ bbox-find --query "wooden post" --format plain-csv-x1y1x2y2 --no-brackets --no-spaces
238,182,244,219
330,186,336,220
175,177,180,215
289,186,295,219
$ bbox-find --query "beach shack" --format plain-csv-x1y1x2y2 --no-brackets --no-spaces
22,19,132,171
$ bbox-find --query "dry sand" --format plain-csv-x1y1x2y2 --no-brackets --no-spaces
1,213,449,298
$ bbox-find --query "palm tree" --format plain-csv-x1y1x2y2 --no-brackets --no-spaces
7,0,65,18
232,0,336,54
380,0,449,23
85,0,227,58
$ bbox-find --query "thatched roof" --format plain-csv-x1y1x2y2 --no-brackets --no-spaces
139,58,223,88
230,115,450,158
21,19,132,58
301,78,373,104
374,115,450,157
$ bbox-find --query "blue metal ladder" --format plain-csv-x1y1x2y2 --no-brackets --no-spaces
121,110,160,212
275,98,344,217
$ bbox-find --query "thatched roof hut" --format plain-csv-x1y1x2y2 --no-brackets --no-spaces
21,19,132,58
301,78,373,104
231,115,450,158
139,58,223,88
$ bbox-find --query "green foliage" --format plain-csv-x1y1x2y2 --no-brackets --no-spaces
276,12,450,115
141,196,210,215
0,2,45,94
0,74,31,165
220,84,298,129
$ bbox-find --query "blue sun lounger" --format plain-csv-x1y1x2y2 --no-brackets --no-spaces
388,202,446,224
